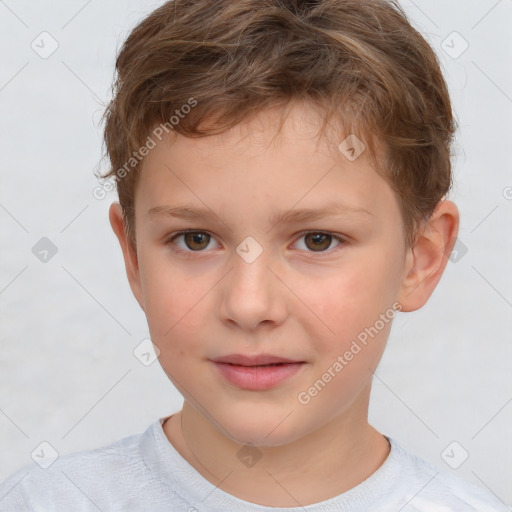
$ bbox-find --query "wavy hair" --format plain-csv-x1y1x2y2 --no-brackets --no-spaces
99,0,456,249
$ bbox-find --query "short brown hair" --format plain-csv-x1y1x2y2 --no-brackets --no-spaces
99,0,456,249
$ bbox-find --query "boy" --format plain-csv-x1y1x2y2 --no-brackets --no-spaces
1,0,509,510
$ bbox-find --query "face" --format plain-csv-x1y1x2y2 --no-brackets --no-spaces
119,103,411,446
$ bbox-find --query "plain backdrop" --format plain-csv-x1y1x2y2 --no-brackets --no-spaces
1,0,511,506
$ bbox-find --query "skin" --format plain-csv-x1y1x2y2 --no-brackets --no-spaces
109,102,459,507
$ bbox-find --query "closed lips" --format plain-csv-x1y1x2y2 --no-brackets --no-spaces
212,354,305,366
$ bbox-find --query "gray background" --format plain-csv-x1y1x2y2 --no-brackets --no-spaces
1,0,511,506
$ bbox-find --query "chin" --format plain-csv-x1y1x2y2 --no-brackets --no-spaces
216,412,305,448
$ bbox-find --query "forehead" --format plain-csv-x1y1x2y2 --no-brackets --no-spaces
183,103,373,160
134,103,396,223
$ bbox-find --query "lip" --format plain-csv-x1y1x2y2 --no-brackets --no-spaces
211,354,306,390
212,354,303,366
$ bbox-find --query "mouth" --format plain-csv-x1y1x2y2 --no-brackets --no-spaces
212,354,305,366
211,354,306,390
229,362,289,367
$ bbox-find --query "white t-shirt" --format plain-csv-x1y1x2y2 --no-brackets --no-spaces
0,416,509,511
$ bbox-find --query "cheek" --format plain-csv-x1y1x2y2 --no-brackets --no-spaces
298,268,395,411
137,250,209,348
301,252,401,354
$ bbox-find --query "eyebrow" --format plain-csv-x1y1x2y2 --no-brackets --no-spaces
147,202,372,228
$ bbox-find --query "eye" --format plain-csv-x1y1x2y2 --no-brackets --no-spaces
166,230,219,254
293,231,345,253
165,230,346,256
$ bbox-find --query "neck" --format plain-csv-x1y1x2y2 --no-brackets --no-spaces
163,388,390,507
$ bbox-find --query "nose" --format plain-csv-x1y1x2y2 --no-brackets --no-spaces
219,246,289,332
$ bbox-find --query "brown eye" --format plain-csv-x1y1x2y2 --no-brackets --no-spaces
182,232,211,251
167,231,215,253
293,231,345,254
304,232,333,251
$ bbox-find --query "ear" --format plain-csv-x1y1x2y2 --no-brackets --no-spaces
397,200,459,312
108,202,145,312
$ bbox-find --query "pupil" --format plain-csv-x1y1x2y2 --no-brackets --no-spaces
186,232,209,250
307,233,330,251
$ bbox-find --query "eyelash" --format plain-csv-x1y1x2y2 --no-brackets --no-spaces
165,229,347,257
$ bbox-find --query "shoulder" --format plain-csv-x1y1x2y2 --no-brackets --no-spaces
0,428,155,512
386,437,511,512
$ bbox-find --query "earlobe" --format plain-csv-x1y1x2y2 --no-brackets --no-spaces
397,200,459,312
108,202,145,312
